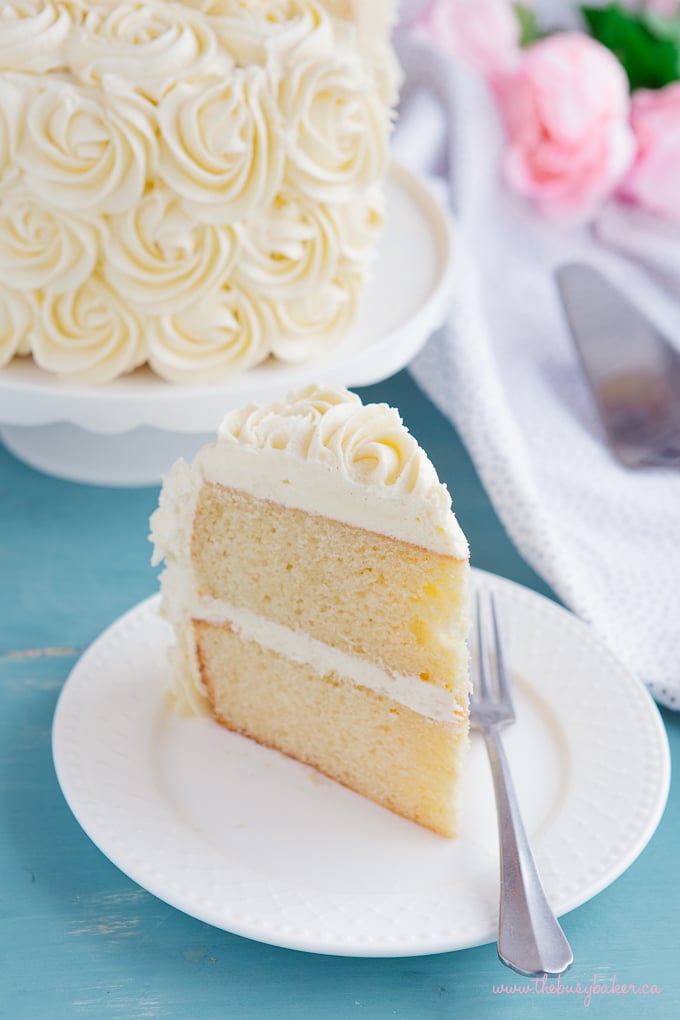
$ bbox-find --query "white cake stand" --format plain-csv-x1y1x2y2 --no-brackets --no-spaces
0,163,455,486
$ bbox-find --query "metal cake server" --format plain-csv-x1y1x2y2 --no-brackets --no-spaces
556,263,680,469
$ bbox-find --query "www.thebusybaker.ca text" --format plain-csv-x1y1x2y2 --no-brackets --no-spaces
492,973,663,1008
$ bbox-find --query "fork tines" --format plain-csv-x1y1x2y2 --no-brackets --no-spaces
472,589,515,725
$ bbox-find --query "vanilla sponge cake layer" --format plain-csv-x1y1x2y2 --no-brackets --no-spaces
191,483,470,696
194,620,468,838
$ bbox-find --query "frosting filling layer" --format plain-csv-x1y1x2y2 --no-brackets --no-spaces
191,595,467,725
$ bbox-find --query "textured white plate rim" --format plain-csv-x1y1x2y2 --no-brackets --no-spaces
0,162,454,434
52,568,670,958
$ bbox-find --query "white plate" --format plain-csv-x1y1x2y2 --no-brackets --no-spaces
52,569,670,958
0,163,454,485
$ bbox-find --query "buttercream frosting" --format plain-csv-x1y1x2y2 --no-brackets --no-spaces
16,77,158,214
0,184,101,292
0,285,34,366
167,585,468,723
0,0,398,384
67,0,230,102
103,187,239,314
206,384,468,555
0,1,72,74
147,280,274,383
32,270,148,382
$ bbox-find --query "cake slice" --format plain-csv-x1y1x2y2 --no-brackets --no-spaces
150,384,470,837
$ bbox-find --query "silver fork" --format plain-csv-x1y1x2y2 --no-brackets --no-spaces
471,589,573,976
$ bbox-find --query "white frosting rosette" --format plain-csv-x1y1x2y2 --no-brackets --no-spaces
336,184,385,262
318,0,402,103
104,188,239,315
158,68,284,224
16,78,157,214
271,270,361,361
202,0,335,69
0,286,35,366
280,55,391,201
309,396,435,492
218,382,364,445
0,74,32,187
371,40,402,108
234,190,343,301
0,1,72,74
148,283,274,383
0,185,101,292
33,272,148,383
185,0,319,14
67,0,230,102
219,381,449,503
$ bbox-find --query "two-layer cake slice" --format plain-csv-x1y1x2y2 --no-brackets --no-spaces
151,384,470,837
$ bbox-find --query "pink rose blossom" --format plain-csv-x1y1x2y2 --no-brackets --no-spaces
644,0,680,14
618,82,680,222
495,33,636,222
408,0,520,78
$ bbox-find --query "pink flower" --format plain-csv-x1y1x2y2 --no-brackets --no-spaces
408,0,520,78
495,33,636,222
644,0,680,14
618,83,680,222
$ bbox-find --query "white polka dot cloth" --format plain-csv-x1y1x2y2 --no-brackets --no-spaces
395,41,680,709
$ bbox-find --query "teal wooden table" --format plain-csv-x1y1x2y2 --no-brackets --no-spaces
1,370,678,1019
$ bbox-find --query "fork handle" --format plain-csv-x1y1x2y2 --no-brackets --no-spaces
483,728,573,976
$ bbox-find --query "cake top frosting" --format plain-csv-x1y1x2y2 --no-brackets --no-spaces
157,383,469,558
219,383,442,496
0,0,400,383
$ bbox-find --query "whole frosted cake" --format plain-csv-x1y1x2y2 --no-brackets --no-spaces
0,0,399,382
151,384,471,837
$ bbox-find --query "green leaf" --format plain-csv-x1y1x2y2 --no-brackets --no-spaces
514,4,541,48
581,3,680,91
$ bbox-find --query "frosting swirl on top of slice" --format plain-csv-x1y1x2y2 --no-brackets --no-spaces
211,384,468,556
220,384,432,492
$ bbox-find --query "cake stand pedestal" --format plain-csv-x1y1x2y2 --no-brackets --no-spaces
0,423,216,488
0,164,455,487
